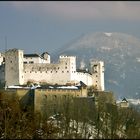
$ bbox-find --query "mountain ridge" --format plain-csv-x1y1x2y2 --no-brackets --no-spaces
52,32,140,98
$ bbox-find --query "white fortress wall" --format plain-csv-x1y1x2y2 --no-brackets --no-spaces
24,56,78,85
2,48,105,90
75,72,93,86
24,62,72,85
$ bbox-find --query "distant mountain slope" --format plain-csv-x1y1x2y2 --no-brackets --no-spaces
52,32,140,98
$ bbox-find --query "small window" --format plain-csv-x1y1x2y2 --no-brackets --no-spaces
11,61,12,63
45,95,47,99
29,61,34,64
46,71,47,73
51,71,52,73
96,81,97,83
65,66,67,69
67,71,69,73
56,71,57,73
96,75,98,77
62,71,64,73
65,63,67,65
58,67,59,69
24,62,27,64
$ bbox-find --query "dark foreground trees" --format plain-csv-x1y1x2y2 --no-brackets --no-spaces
0,92,140,139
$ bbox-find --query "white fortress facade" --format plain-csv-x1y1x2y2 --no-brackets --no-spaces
0,48,105,91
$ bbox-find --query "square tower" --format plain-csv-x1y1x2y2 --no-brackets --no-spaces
5,49,24,86
90,61,105,91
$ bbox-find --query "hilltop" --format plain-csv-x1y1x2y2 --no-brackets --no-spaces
52,32,140,98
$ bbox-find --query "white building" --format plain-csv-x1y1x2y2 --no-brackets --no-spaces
24,52,50,64
0,48,105,91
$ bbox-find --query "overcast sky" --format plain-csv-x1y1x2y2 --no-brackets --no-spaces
0,1,140,54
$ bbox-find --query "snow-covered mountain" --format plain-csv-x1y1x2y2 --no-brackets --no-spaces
52,32,140,98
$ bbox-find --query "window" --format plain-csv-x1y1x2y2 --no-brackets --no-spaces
45,95,47,99
65,66,67,69
11,61,12,63
54,95,57,98
65,63,67,65
24,62,27,64
67,71,69,73
56,71,57,73
96,81,97,83
96,75,98,77
58,67,59,69
62,71,64,73
29,61,34,64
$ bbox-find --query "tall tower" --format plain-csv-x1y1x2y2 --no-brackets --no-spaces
59,55,76,84
90,61,105,91
5,49,24,86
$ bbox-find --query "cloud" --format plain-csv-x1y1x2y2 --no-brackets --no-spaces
11,1,140,21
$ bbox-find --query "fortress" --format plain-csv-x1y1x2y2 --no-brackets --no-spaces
0,48,105,91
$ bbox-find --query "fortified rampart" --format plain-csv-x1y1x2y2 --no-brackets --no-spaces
0,48,105,91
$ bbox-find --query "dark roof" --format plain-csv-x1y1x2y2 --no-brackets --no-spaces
80,81,87,87
76,69,92,75
41,51,50,56
24,54,40,58
122,98,128,102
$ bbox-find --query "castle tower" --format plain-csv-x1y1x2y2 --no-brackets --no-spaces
5,49,24,86
59,55,76,84
90,61,105,91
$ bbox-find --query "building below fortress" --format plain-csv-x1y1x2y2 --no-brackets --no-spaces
0,48,105,91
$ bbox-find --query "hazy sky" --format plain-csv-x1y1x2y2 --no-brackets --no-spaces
0,1,140,54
